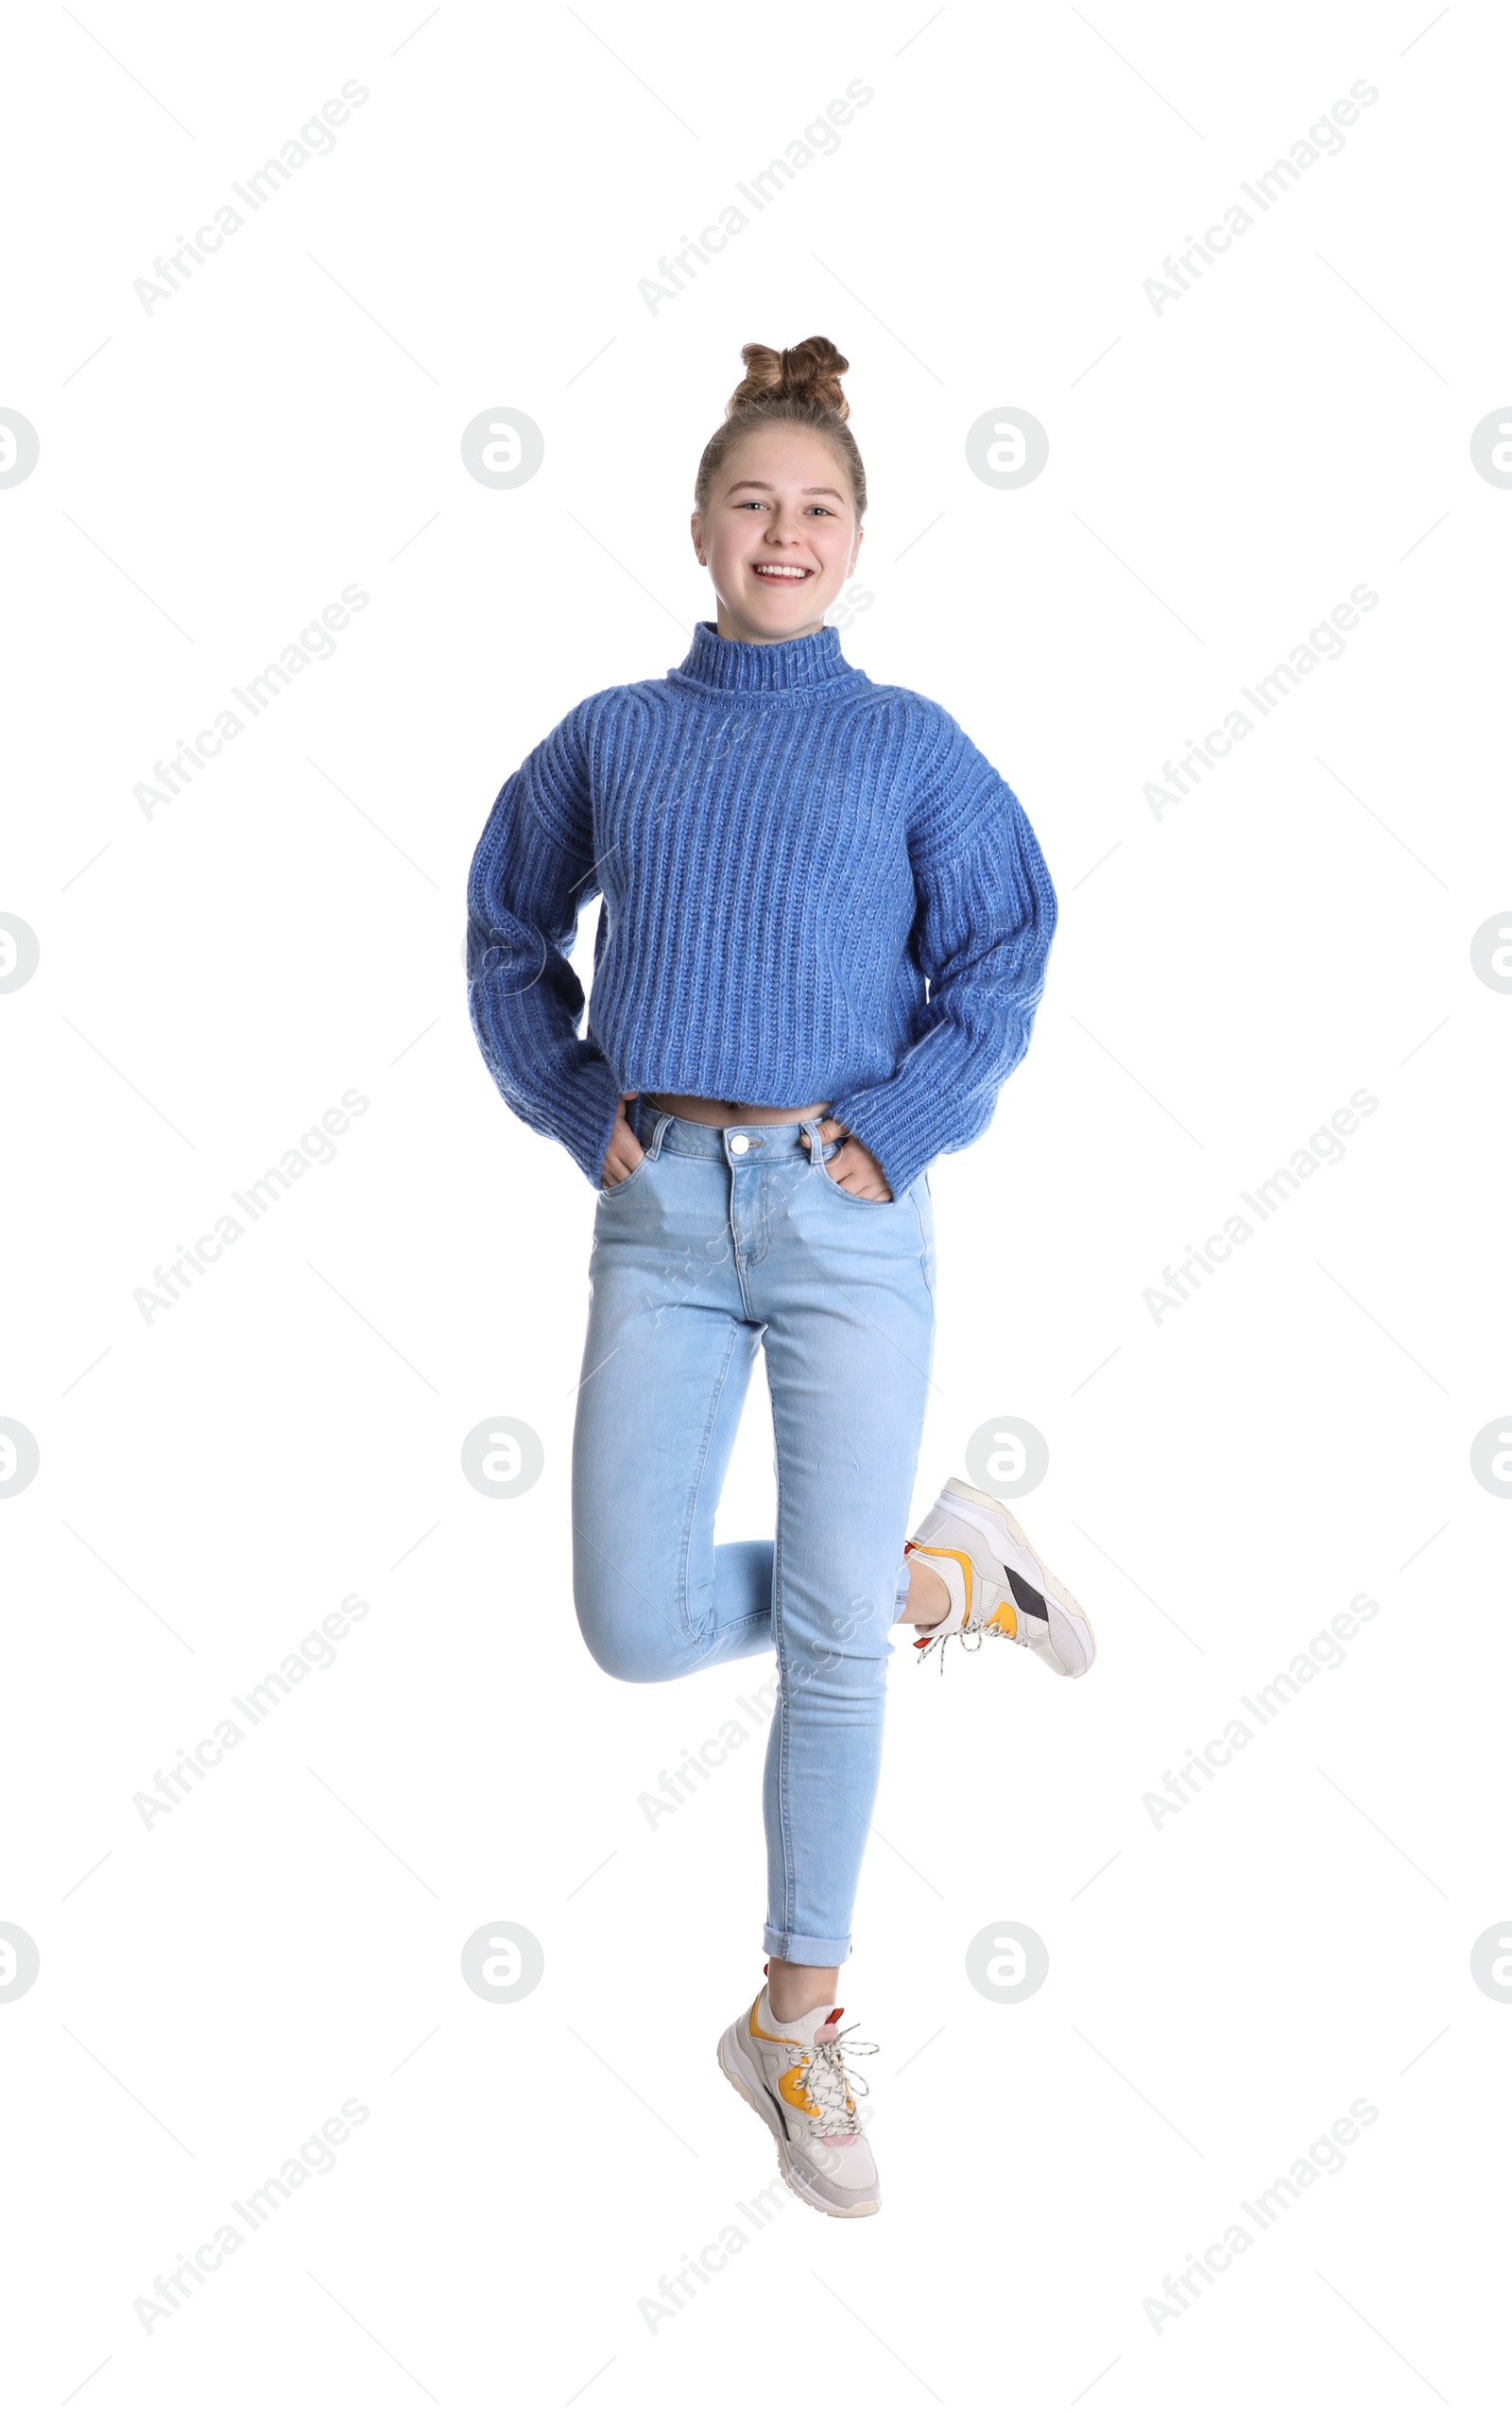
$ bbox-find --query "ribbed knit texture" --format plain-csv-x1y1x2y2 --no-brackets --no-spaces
465,619,1057,1195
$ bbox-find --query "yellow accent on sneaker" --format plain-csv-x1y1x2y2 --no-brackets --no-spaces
907,1543,973,1625
779,2062,820,2118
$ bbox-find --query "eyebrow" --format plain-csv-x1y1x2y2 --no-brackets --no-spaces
725,479,846,501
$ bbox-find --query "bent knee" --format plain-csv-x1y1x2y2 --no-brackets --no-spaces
575,1578,694,1684
581,1631,682,1684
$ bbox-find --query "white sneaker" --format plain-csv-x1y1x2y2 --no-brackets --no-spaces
904,1476,1095,1677
716,1980,881,2218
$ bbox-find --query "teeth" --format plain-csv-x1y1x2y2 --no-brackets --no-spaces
754,565,809,578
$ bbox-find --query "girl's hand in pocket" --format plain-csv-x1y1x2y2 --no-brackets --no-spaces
800,1117,892,1200
600,1094,644,1188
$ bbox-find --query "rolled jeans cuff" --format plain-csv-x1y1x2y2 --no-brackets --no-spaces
763,1925,853,1968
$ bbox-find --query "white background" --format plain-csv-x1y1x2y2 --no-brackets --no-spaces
4,2,1509,2404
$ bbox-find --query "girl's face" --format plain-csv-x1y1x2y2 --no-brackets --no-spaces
692,424,864,645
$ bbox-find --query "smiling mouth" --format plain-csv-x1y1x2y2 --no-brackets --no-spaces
750,562,816,582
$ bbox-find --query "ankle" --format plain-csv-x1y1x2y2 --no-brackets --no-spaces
765,1957,841,2024
898,1562,952,1627
897,1601,949,1628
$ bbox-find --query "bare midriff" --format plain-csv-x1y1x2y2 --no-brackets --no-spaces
643,1092,833,1128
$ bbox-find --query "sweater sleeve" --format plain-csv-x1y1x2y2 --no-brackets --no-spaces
464,698,624,1185
827,710,1057,1198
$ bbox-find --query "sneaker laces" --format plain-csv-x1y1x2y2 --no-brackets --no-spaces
799,2021,879,2136
913,1616,1011,1675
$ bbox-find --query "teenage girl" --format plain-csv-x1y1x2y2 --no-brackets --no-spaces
465,336,1095,2218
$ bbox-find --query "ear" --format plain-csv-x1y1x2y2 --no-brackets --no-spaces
690,509,706,564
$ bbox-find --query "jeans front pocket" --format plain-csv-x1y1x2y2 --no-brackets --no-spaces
817,1137,900,1208
598,1148,655,1201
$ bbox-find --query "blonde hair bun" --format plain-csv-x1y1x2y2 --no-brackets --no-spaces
728,336,850,422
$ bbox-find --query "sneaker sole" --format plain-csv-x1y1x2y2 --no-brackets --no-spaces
941,1482,1097,1677
715,2027,880,2218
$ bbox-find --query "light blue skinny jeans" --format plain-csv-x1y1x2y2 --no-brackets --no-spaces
571,1107,936,1967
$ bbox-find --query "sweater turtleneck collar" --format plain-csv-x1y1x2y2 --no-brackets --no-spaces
668,617,866,698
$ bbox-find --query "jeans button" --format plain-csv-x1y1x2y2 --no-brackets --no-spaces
729,1133,750,1155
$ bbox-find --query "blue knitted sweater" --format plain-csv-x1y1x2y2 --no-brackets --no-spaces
465,619,1057,1197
